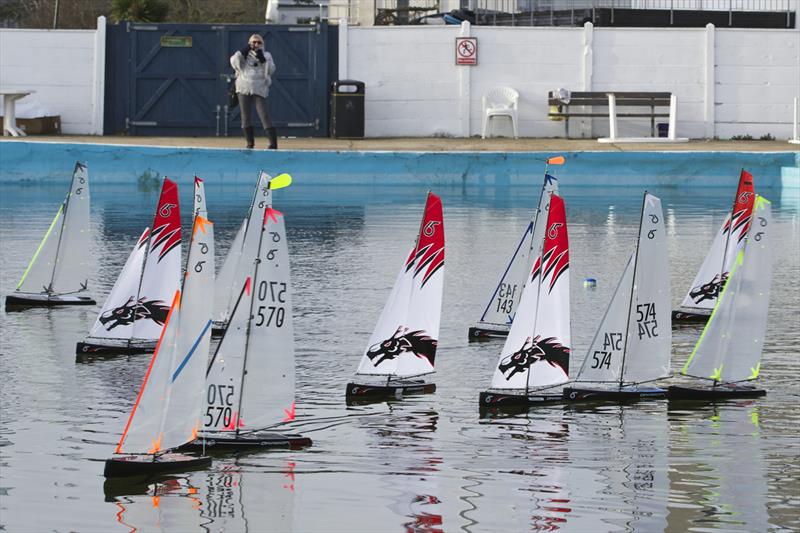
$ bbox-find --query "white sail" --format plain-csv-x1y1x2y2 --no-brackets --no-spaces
240,208,295,428
88,229,149,340
573,254,635,384
159,217,215,450
476,174,558,331
115,291,181,454
213,219,246,323
679,170,755,312
193,176,208,219
621,193,672,383
682,196,772,383
16,162,90,296
87,178,181,344
355,193,444,380
115,216,215,454
204,278,252,433
214,171,272,324
490,193,570,391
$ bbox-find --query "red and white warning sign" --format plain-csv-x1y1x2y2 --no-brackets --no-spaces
455,37,478,66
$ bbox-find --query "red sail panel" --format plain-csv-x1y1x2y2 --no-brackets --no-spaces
150,178,182,263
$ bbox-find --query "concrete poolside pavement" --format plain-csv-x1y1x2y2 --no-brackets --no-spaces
3,135,798,153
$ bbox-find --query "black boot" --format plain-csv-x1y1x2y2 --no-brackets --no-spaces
244,127,254,149
267,127,278,150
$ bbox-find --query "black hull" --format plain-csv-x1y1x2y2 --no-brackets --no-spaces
479,390,563,411
345,382,435,403
104,453,211,478
5,294,95,309
671,310,711,323
667,385,766,401
76,341,155,359
562,386,667,402
181,432,312,452
468,326,509,340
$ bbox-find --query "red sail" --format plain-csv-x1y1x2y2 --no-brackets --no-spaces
150,178,182,262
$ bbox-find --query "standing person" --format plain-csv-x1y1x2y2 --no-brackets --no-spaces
230,34,277,149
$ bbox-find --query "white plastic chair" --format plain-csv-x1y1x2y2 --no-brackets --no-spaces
482,87,519,139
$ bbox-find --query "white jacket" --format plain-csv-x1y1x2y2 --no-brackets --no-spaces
230,50,276,98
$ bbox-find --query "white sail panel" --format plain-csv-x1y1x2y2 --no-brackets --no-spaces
683,196,772,383
116,291,181,454
216,172,272,323
490,193,570,391
240,209,296,428
679,170,755,312
214,219,246,322
132,178,182,342
51,162,91,294
193,176,208,219
204,278,252,433
622,193,672,383
574,254,634,384
476,174,558,330
395,193,444,378
16,205,64,294
88,229,149,340
355,193,444,380
158,217,215,451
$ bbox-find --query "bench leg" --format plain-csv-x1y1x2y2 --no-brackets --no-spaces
668,94,677,140
607,93,618,141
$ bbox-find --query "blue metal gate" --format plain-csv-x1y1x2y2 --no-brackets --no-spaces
105,22,336,137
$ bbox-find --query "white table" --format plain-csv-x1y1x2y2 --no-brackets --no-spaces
1,90,35,137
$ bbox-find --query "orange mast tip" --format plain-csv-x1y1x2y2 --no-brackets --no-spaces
547,155,565,165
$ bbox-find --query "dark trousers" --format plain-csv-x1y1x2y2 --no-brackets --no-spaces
238,93,273,129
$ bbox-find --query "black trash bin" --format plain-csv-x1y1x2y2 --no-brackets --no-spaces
331,80,365,138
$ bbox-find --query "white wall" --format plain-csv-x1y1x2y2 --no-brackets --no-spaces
343,23,800,139
0,17,106,135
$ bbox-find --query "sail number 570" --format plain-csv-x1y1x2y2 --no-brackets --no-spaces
255,281,286,327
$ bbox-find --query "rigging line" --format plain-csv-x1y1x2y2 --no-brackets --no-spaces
17,204,63,289
619,192,647,390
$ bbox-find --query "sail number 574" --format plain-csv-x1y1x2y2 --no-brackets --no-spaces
636,302,658,339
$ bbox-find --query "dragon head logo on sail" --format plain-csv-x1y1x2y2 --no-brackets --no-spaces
366,326,437,367
689,272,728,304
498,335,569,380
99,296,170,330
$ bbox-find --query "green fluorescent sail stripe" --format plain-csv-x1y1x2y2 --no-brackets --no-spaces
682,248,745,375
17,205,64,289
754,195,771,209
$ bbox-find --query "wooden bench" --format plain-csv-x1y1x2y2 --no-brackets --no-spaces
548,91,673,139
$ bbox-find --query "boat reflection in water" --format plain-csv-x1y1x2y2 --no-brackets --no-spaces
667,401,770,531
104,458,300,531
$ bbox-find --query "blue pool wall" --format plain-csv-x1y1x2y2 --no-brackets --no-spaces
0,141,797,188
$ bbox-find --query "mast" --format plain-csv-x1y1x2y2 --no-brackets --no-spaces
46,169,76,294
717,169,744,292
618,191,647,390
235,208,269,438
523,192,551,395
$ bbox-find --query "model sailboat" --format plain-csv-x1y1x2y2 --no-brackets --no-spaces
6,162,94,308
212,171,279,335
104,215,215,477
469,155,564,339
191,175,311,450
669,195,772,400
673,169,755,322
479,193,571,409
76,178,182,356
346,192,445,401
564,193,672,402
